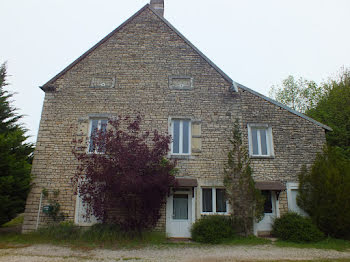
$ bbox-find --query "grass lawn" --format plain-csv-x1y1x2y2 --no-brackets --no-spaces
1,220,350,252
275,238,350,252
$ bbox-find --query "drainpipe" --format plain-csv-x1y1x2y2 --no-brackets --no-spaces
36,192,43,230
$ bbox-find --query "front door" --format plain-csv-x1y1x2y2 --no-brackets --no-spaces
256,191,277,234
166,190,192,238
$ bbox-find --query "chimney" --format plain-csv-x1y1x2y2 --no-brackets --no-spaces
150,0,164,17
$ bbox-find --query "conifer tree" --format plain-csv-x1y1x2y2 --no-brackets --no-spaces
0,63,34,225
224,120,264,236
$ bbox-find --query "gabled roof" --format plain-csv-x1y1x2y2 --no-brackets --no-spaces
236,82,332,131
40,4,331,131
40,4,237,92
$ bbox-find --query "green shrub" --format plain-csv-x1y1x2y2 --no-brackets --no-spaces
272,212,324,242
191,215,235,244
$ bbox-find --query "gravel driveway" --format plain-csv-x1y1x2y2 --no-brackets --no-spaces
1,244,350,262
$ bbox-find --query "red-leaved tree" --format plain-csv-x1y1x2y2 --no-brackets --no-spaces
72,116,176,232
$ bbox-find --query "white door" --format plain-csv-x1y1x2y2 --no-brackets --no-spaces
166,190,192,238
287,183,307,216
74,190,99,226
256,191,277,233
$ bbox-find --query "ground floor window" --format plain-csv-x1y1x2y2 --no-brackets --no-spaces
201,188,228,214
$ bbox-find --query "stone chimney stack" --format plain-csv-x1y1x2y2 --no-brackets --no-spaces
150,0,164,17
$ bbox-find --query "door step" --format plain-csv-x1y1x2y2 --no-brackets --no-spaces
168,237,192,243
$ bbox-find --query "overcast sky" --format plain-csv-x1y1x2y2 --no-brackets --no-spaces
1,0,350,143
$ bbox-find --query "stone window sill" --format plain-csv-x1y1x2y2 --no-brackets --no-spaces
169,155,195,160
249,155,275,159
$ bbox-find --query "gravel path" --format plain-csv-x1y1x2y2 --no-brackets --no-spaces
0,244,350,262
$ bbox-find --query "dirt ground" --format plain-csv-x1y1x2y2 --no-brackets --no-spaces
0,244,350,262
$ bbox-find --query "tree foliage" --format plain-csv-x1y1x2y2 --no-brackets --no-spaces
269,75,325,113
73,116,176,232
224,120,264,236
270,69,350,157
298,146,350,239
307,69,350,157
0,63,34,225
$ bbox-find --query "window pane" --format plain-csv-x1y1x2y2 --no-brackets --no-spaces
262,190,272,213
173,194,188,219
202,188,213,212
172,120,180,153
252,128,259,155
182,120,189,154
98,120,108,153
260,129,268,155
90,120,99,136
89,120,99,152
216,189,227,212
100,120,108,133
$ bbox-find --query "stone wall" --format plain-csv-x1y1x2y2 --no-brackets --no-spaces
23,6,327,233
240,88,326,183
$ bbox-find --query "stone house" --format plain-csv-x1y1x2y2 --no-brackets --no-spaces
23,0,331,237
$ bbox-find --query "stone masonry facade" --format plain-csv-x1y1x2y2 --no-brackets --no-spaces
23,5,327,233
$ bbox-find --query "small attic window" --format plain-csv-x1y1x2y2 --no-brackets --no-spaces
169,76,193,90
90,76,116,88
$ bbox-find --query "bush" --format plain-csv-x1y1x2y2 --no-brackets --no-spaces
272,212,324,242
191,215,235,244
298,146,350,239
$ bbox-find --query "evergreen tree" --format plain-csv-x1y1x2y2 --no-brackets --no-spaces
0,63,34,225
298,146,350,239
224,120,264,236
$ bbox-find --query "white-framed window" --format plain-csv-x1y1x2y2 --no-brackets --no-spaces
286,182,307,216
247,124,274,157
88,119,108,153
171,119,191,155
201,188,228,215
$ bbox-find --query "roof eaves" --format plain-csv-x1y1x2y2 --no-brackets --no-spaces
40,4,150,91
236,82,333,131
148,6,237,92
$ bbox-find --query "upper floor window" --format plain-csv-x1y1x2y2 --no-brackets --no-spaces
201,188,228,214
248,124,274,157
88,119,107,153
171,119,191,155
